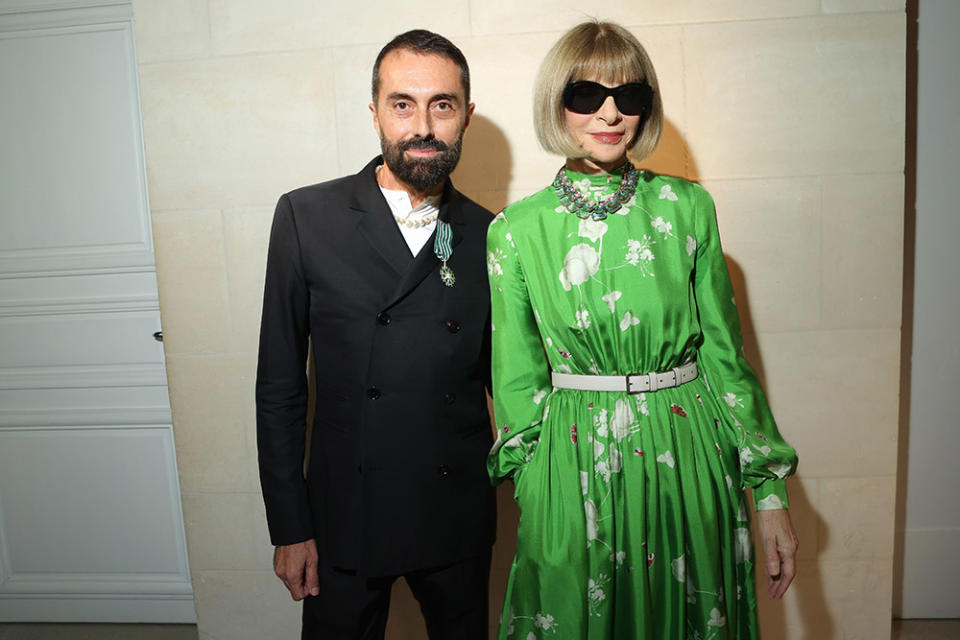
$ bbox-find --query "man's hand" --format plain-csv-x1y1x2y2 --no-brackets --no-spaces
756,509,798,599
273,538,319,601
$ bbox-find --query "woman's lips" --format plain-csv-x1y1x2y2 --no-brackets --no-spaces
589,132,624,144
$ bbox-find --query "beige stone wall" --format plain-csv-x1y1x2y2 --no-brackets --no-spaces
132,1,905,638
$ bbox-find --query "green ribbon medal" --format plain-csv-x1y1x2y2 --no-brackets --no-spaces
433,220,455,287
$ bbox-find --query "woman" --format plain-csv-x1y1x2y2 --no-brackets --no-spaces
487,21,798,639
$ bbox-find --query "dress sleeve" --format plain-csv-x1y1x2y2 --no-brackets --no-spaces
692,186,798,511
255,194,315,545
486,212,553,484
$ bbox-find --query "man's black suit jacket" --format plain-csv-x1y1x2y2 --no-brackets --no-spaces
256,157,495,577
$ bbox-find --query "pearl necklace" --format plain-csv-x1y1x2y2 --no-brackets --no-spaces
394,212,438,228
553,162,640,221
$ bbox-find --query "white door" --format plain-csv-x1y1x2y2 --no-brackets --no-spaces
898,0,960,620
0,0,194,622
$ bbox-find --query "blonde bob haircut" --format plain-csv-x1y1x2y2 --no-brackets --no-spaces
534,21,663,162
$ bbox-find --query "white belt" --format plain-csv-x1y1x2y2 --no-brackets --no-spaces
551,361,698,394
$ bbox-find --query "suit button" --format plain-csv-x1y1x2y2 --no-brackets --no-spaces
446,320,461,333
437,465,450,478
377,312,391,325
443,392,456,405
357,464,363,474
367,387,381,400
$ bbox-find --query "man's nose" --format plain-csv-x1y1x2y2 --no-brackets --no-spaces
412,108,433,137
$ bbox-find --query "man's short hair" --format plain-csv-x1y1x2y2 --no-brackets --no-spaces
534,21,663,162
372,29,471,104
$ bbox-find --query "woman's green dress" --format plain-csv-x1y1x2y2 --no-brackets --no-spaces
487,166,798,639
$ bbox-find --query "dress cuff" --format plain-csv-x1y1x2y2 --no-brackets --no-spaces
752,478,790,511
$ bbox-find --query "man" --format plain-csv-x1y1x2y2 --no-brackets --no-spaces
256,30,495,639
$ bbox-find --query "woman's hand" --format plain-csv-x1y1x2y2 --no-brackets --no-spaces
756,509,798,599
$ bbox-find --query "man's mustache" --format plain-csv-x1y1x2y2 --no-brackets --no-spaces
399,137,449,153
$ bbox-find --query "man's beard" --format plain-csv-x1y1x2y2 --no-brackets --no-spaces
380,133,464,192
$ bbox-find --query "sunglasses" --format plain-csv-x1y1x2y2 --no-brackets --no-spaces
562,80,654,116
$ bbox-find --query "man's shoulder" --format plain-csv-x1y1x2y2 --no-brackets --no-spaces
282,174,356,207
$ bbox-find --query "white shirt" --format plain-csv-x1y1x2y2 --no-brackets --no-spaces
377,184,441,257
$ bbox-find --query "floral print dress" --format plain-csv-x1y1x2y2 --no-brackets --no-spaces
487,166,797,639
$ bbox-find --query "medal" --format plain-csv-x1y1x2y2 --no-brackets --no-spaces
434,220,455,287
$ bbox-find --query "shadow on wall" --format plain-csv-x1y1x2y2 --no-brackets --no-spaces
641,118,697,181
728,256,834,638
451,114,514,214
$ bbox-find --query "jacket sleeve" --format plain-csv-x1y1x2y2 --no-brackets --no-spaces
255,194,314,544
486,212,553,483
692,185,798,511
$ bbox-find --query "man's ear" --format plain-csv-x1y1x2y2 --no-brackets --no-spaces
369,102,381,138
463,102,476,131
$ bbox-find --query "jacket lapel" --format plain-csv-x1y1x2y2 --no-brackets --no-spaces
351,157,413,276
384,182,466,308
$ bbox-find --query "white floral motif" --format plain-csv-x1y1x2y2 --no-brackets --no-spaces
611,550,627,565
651,216,673,238
595,459,611,483
620,311,641,331
584,499,598,541
671,554,686,582
657,450,676,468
636,393,650,416
608,444,623,473
593,408,609,437
625,236,655,270
739,447,754,467
593,439,605,460
487,249,505,277
587,574,611,617
534,613,556,631
580,471,590,495
767,461,793,479
559,243,601,291
659,184,679,201
757,494,784,511
601,290,622,313
533,389,547,405
686,235,697,256
576,309,591,329
588,578,606,602
578,218,608,243
503,434,523,448
611,399,636,440
735,528,752,564
723,392,744,408
708,608,726,628
737,498,748,522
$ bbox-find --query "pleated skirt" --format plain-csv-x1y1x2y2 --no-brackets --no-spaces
499,377,759,640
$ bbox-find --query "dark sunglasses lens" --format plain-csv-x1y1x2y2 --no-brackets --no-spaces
614,85,651,116
565,84,606,114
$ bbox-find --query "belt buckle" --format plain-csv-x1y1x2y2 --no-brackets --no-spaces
625,373,643,394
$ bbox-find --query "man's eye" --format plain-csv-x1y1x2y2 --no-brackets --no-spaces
435,102,452,111
394,101,410,111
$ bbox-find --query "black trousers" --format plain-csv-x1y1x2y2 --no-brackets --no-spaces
301,551,491,640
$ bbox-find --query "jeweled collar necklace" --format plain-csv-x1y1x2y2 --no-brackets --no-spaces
553,162,639,221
